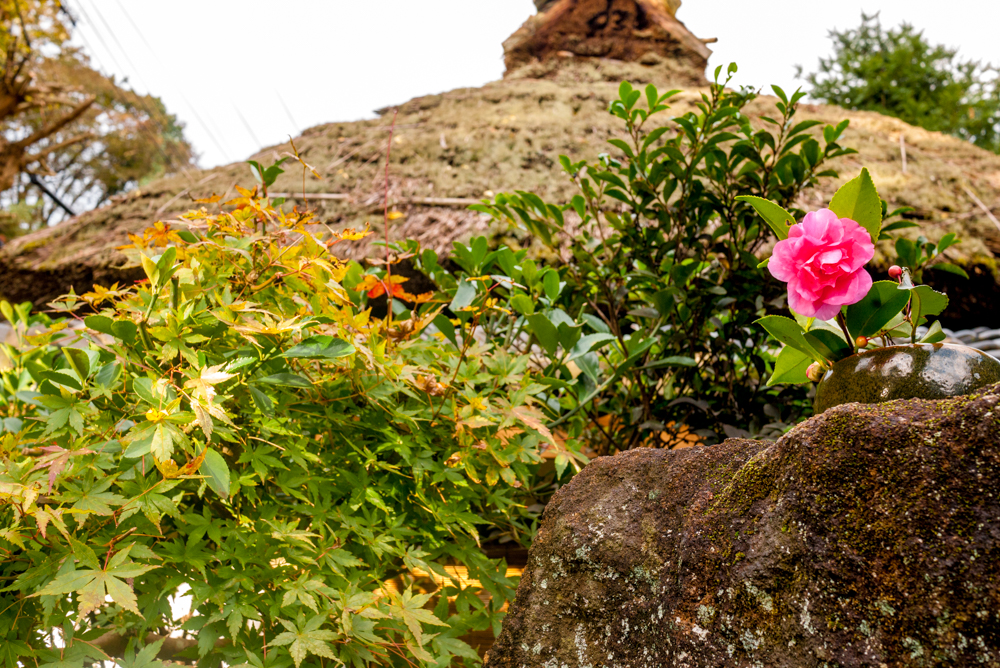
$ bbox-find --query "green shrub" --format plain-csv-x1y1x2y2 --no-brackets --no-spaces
0,186,581,666
462,67,861,449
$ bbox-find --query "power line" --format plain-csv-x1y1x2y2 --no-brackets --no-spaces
73,0,208,178
109,0,234,162
233,104,263,149
67,0,176,171
275,89,300,134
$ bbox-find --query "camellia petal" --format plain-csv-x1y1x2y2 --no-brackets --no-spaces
768,208,875,319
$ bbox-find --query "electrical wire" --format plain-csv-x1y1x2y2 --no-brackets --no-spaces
109,0,234,162
275,89,301,134
69,0,182,170
233,104,263,148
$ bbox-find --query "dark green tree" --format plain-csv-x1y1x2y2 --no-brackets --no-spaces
800,13,999,153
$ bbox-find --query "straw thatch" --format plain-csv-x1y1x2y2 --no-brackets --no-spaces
2,1,999,320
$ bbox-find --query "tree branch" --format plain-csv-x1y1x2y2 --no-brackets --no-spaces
91,630,229,661
18,131,94,167
17,95,95,148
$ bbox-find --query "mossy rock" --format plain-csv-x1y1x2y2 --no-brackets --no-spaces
815,343,1000,414
486,384,1000,667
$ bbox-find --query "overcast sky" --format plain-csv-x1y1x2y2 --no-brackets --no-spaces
68,0,999,169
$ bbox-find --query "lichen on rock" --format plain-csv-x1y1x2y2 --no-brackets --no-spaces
485,385,1000,667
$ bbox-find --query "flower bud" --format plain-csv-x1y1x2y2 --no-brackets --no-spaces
806,362,825,383
855,336,869,348
888,265,903,279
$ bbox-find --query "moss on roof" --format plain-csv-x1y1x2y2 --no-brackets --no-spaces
2,57,999,310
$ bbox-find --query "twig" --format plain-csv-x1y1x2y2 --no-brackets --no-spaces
899,133,907,175
384,108,399,328
963,185,1000,234
268,193,482,207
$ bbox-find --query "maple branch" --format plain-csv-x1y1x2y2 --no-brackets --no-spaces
91,630,229,662
19,132,95,167
18,95,95,148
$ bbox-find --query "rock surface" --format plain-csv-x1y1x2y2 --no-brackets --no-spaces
485,385,1000,667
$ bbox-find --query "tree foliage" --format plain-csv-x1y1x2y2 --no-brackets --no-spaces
801,12,1000,153
0,178,576,664
1,0,193,240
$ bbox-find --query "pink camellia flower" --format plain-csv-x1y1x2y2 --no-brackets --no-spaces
768,208,875,320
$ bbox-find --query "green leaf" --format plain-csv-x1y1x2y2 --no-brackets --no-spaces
431,314,457,347
282,336,354,360
909,285,949,329
635,356,697,370
828,167,882,243
767,346,813,386
755,315,822,362
119,638,165,668
112,320,138,345
735,196,795,240
510,294,535,315
845,280,912,338
450,280,477,312
567,333,617,361
269,618,338,668
526,313,559,356
929,263,969,279
84,315,114,336
542,270,561,300
150,424,173,461
63,348,91,381
258,373,312,388
132,378,157,405
200,449,231,498
803,329,853,362
919,320,946,344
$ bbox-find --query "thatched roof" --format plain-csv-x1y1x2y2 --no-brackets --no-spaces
505,0,711,83
2,5,1000,325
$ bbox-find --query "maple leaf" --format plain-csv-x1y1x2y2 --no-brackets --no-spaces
185,364,237,438
31,445,94,492
511,405,558,448
269,616,340,668
80,282,126,306
35,546,157,617
354,274,434,303
145,221,183,247
393,587,449,647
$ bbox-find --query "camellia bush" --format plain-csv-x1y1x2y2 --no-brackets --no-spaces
0,184,583,665
468,66,872,449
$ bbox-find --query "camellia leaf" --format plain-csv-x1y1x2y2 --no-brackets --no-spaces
803,329,853,362
845,280,912,338
767,345,813,386
928,262,969,279
908,285,949,332
510,293,535,315
755,315,823,362
828,167,882,243
526,313,559,356
449,280,477,312
567,333,618,362
84,315,115,336
735,195,795,240
919,320,947,344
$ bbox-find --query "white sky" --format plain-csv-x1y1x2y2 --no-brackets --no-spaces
68,0,999,169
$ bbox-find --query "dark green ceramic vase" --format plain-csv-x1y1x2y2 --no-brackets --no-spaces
814,343,1000,414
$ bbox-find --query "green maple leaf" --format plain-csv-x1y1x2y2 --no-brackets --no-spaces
269,616,341,668
35,546,156,616
394,588,449,646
